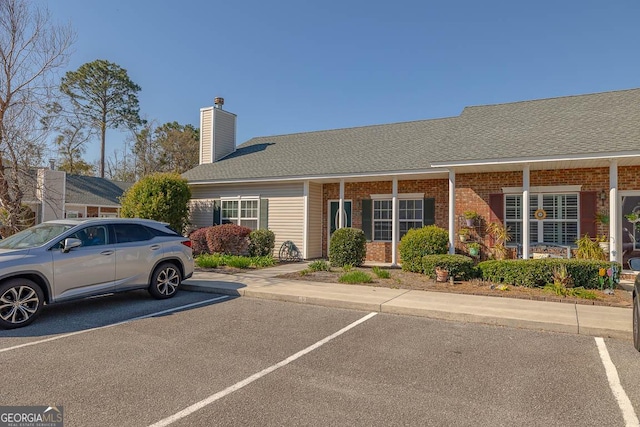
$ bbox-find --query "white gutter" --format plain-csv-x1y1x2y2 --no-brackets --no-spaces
187,168,450,185
430,151,640,168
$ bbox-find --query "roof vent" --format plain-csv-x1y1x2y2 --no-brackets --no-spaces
214,97,224,109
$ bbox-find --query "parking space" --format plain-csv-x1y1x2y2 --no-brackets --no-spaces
2,296,640,426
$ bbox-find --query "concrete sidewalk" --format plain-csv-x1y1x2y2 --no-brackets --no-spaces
182,263,633,341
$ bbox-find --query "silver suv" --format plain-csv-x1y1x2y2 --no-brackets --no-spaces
0,218,194,329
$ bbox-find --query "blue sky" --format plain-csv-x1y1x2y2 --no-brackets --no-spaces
42,0,640,164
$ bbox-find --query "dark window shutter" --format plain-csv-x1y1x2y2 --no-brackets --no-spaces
580,191,597,238
213,200,221,225
259,199,269,229
361,199,372,241
423,198,435,225
489,193,504,223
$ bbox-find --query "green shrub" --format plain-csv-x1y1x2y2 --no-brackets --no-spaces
339,271,373,284
225,255,252,269
422,254,476,280
372,266,391,279
478,259,621,289
329,228,367,267
250,256,276,268
120,173,191,233
309,260,331,272
206,224,252,256
195,254,220,268
249,229,276,257
189,228,209,256
399,225,449,272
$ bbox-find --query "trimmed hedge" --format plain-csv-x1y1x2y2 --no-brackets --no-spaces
477,259,621,289
205,223,252,256
329,228,367,267
249,229,276,257
422,254,477,280
399,225,449,272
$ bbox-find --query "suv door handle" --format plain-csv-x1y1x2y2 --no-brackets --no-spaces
150,245,161,250
100,250,114,255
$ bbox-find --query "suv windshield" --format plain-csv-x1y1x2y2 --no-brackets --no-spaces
0,223,73,249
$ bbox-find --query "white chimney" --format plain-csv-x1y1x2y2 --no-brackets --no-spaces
199,97,237,164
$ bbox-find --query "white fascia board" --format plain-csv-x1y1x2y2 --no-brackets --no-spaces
429,151,640,168
187,168,449,186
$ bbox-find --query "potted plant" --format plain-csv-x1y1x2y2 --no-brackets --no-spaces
463,210,479,227
435,266,449,282
596,234,610,255
595,210,609,225
459,227,470,242
625,212,639,223
467,242,481,257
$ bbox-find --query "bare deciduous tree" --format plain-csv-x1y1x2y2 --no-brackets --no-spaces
0,0,74,234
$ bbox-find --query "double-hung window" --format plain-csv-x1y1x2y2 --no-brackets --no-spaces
505,193,578,245
372,196,424,241
221,198,259,230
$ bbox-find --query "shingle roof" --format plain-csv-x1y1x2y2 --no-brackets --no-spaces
434,88,640,164
65,175,131,206
183,88,640,182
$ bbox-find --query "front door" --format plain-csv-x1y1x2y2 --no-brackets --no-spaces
621,193,640,266
328,200,352,252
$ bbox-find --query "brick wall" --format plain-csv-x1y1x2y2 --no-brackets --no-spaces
320,166,640,263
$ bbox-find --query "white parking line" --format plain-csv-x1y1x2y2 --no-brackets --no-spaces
595,337,640,427
0,296,230,354
148,311,379,427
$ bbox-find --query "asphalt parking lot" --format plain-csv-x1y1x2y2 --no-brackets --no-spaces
2,291,640,427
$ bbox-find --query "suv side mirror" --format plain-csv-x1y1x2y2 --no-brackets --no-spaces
62,237,82,253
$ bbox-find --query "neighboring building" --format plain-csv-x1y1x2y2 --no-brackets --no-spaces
22,171,131,223
182,89,640,268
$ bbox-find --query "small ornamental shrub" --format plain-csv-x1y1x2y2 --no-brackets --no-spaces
250,255,276,268
338,271,373,284
249,229,276,257
372,266,391,279
422,254,476,280
205,223,252,256
224,256,252,269
477,259,621,289
309,260,331,272
329,228,367,267
189,228,209,256
399,225,449,272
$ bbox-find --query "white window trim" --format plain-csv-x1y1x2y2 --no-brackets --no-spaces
505,192,580,245
372,197,425,242
502,185,582,194
66,210,79,218
371,193,424,200
221,196,260,228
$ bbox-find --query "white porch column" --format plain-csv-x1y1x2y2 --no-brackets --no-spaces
339,179,345,229
522,165,530,259
392,177,398,266
609,160,619,262
448,170,456,255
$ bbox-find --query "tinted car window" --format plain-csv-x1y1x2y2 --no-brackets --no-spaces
114,224,154,243
146,225,178,237
0,223,73,249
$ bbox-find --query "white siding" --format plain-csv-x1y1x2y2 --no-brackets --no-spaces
200,108,213,164
188,199,215,230
306,182,323,258
212,108,236,161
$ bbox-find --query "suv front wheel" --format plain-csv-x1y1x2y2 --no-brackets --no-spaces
148,262,181,299
0,279,44,329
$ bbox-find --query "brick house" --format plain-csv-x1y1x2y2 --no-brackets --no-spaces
182,90,640,267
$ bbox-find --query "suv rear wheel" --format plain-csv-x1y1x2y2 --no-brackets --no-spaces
0,279,44,329
148,262,181,299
